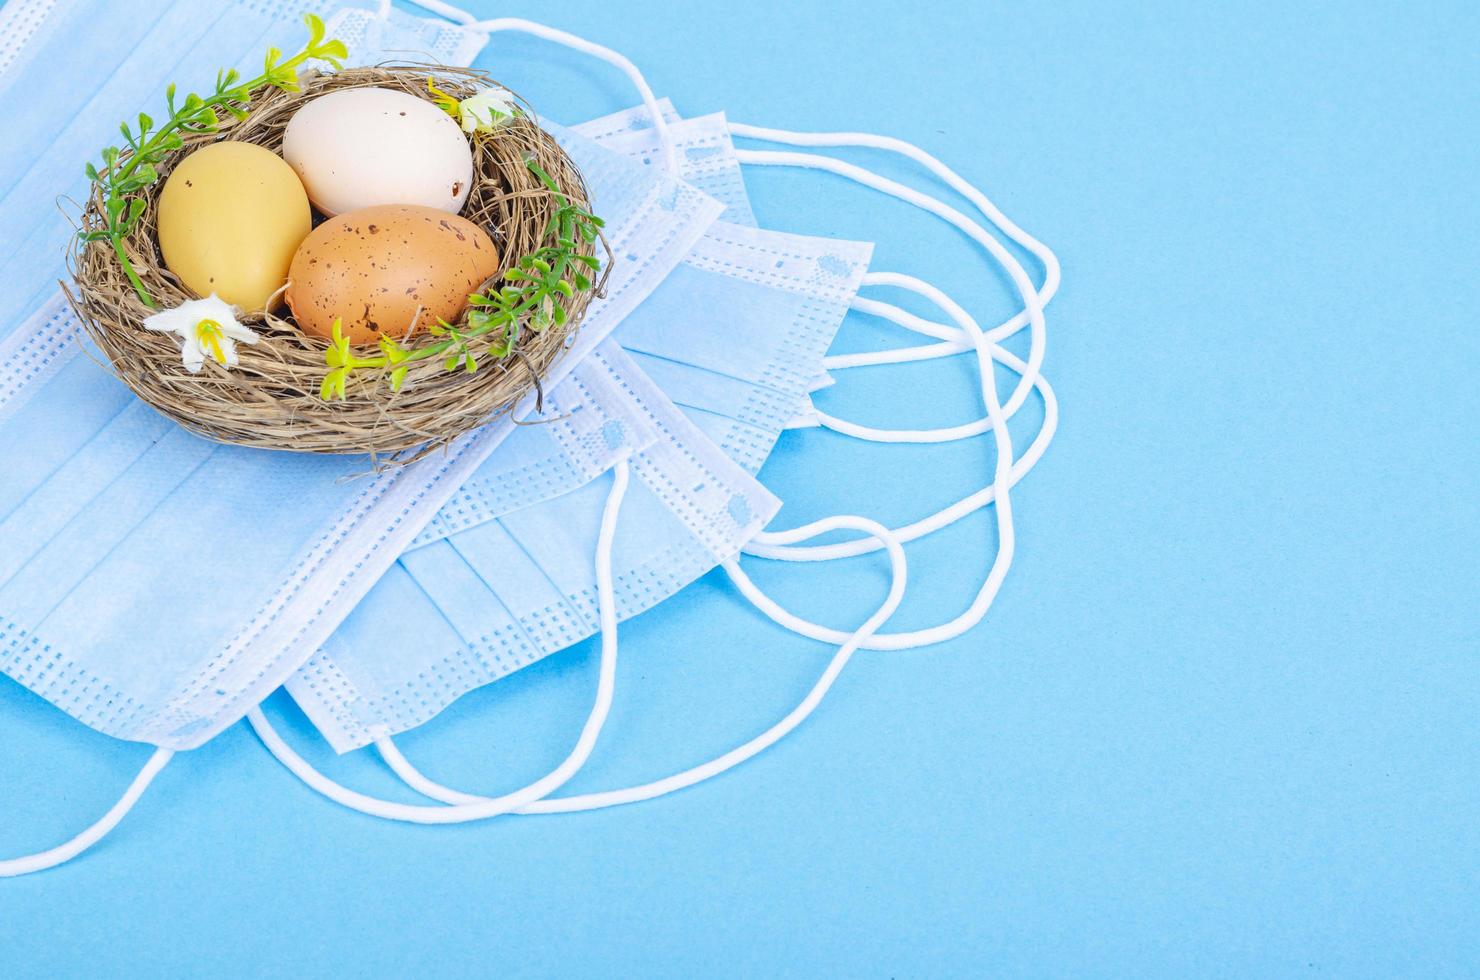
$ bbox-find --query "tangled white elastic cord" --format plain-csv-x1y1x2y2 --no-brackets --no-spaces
362,277,1026,809
724,127,1059,655
251,505,908,820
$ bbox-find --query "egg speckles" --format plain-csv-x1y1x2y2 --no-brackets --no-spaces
282,87,475,216
286,204,499,344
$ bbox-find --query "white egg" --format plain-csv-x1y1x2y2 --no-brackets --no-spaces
282,87,474,216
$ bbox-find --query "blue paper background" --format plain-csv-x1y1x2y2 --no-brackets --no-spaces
2,0,1477,975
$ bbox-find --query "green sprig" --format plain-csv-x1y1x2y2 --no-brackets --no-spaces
83,14,348,307
319,158,604,401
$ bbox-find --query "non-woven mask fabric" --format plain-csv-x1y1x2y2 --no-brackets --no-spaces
575,101,757,228
325,1,488,67
1,1,723,875
286,339,782,752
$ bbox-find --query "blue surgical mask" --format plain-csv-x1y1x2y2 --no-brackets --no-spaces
0,0,722,875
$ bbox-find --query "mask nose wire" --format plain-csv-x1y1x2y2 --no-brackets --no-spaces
0,746,174,877
246,455,633,824
374,516,907,813
398,0,680,174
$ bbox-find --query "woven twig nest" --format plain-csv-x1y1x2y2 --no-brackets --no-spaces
66,65,607,463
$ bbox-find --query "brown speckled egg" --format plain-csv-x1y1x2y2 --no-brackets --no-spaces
286,204,499,344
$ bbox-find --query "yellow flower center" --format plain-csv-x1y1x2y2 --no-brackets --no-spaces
195,319,227,365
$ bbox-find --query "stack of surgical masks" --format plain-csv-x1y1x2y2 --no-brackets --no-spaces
0,0,1059,874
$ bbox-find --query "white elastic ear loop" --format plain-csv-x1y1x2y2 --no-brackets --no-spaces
742,271,1019,652
809,275,1046,444
761,289,1058,563
401,0,679,173
729,121,1061,317
817,296,1058,507
246,458,632,824
0,747,174,877
373,516,907,813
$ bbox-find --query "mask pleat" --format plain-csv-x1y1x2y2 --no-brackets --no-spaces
0,427,216,628
0,356,137,517
449,516,596,651
625,351,792,431
399,541,522,654
325,563,481,700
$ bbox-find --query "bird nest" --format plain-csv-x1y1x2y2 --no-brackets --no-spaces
65,64,608,464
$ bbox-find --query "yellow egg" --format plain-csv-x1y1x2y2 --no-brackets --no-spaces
157,141,312,311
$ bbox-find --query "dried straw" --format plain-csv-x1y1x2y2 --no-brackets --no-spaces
66,64,607,464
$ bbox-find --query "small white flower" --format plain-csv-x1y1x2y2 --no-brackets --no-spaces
142,294,259,373
459,85,518,133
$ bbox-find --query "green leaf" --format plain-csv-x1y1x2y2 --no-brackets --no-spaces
304,11,326,45
320,367,348,401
